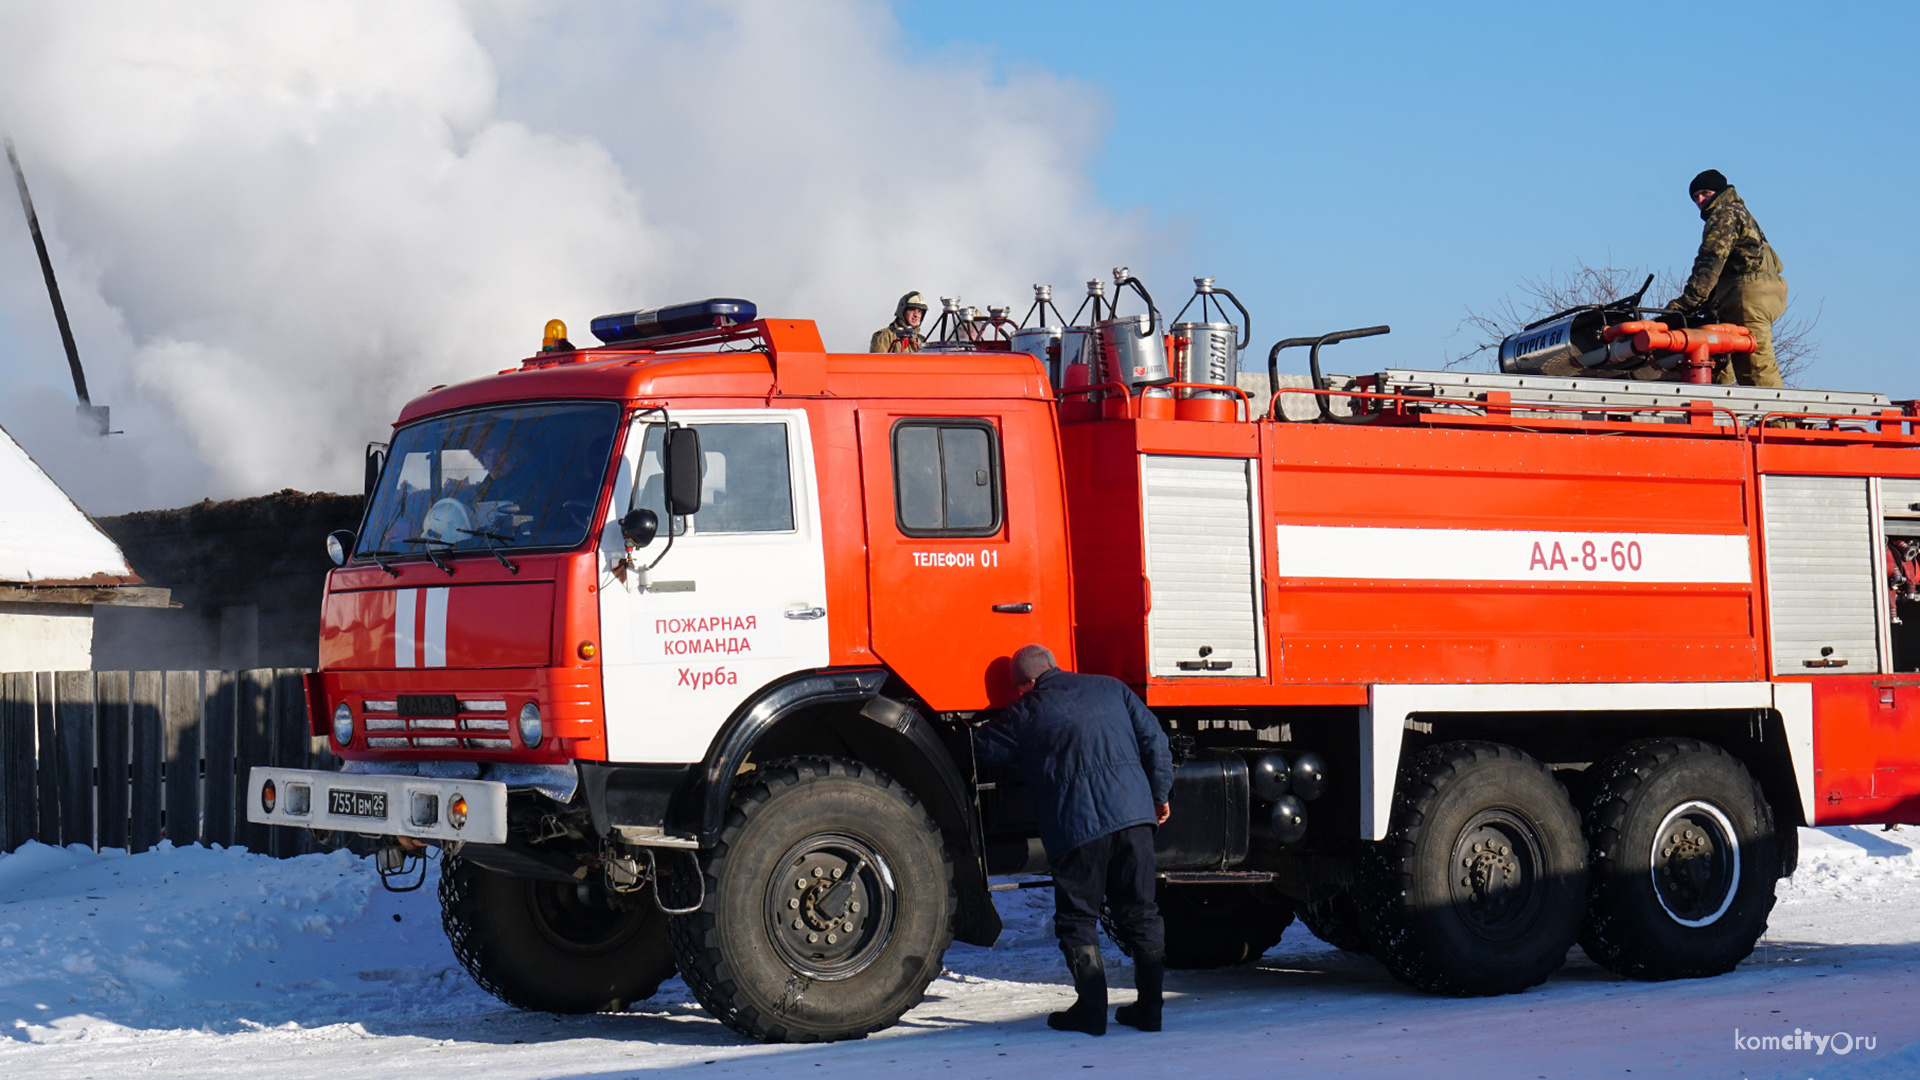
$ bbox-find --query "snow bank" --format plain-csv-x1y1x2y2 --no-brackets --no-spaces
0,840,478,1041
0,828,1915,1079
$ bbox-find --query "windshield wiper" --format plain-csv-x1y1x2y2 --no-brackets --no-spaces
361,549,402,577
402,537,456,576
456,528,520,574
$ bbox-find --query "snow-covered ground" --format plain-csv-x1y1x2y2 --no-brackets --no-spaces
1,828,1916,1079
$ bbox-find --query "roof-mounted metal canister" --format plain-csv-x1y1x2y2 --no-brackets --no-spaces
1170,276,1252,405
1012,284,1072,387
1096,267,1170,394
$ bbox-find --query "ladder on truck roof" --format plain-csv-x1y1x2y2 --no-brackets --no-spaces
1354,369,1899,426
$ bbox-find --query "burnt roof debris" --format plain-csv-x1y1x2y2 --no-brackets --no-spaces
97,489,363,610
92,490,364,670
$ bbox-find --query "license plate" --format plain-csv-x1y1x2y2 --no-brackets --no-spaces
328,788,389,819
398,693,458,717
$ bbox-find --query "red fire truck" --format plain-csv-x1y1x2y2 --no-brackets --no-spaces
248,297,1920,1042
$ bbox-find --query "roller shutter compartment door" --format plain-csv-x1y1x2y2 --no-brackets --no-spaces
1142,455,1262,678
1761,475,1880,675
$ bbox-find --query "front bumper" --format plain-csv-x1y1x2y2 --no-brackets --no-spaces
245,766,508,844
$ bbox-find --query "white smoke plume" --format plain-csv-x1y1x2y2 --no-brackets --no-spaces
0,0,1157,512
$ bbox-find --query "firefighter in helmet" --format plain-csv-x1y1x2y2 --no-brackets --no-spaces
1665,170,1789,388
870,291,929,353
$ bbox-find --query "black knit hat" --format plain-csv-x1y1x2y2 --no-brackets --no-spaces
1689,169,1728,197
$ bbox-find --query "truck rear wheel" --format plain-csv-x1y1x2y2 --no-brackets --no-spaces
1108,880,1294,968
438,852,675,1013
667,757,954,1042
1300,888,1372,954
1360,741,1587,995
1578,738,1782,980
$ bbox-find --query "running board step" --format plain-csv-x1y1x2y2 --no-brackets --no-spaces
612,825,700,849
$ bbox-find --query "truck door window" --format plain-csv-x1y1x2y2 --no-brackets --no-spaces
891,420,1001,537
630,422,795,535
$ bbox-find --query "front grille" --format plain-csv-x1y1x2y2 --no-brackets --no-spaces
397,693,458,717
361,698,513,750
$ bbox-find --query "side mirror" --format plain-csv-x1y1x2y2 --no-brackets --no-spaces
326,529,355,567
619,508,659,547
665,426,702,516
363,443,388,502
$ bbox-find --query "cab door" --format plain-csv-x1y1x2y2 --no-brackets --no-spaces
856,403,1072,710
597,409,830,762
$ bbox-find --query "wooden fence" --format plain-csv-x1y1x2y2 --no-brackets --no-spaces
0,669,338,858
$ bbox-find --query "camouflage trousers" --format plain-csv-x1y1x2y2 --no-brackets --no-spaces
1709,274,1789,388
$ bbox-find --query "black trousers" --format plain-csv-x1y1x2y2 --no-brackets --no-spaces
1050,824,1164,954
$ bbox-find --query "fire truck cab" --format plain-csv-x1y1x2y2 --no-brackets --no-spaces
250,303,1920,1042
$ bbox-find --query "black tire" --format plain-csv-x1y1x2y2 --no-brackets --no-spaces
1554,766,1598,817
1579,738,1782,980
666,757,954,1042
1299,888,1372,954
1360,741,1588,996
1107,881,1294,969
439,852,675,1013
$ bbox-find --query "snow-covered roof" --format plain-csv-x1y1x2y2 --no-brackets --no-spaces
0,422,135,585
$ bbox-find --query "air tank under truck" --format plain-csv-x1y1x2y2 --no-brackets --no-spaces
249,290,1920,1042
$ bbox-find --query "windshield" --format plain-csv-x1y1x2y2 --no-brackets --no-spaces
358,402,621,559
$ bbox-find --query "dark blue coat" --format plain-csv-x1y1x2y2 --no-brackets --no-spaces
974,670,1175,859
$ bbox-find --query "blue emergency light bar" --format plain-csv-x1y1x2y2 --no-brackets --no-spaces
590,298,757,344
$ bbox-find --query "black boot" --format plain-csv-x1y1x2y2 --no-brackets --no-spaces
1114,948,1164,1032
1047,944,1107,1036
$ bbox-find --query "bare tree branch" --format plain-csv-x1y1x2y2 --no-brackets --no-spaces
1445,258,1819,385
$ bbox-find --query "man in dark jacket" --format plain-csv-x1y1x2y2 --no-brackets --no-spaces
1666,169,1788,387
975,644,1175,1035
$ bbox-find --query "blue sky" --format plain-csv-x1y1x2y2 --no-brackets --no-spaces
0,1,1914,511
898,1,1920,392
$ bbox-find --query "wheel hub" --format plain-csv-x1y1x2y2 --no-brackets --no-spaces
1448,810,1546,940
765,833,895,981
1464,840,1518,903
1650,800,1740,927
796,867,858,932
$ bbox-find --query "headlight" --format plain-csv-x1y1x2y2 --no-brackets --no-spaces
518,702,543,748
332,702,354,746
260,779,277,814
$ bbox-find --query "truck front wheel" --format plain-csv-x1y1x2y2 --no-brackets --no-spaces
438,852,675,1013
1578,738,1782,979
667,757,955,1042
1360,741,1588,995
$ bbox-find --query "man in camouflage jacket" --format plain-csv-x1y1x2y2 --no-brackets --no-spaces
1666,169,1788,387
869,291,929,352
